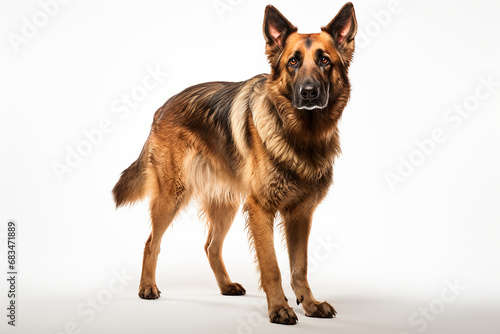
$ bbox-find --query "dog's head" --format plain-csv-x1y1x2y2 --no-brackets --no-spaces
263,3,357,128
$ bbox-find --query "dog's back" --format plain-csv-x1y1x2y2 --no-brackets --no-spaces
112,74,267,208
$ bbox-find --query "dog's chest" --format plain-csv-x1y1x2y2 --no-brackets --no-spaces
257,163,330,210
256,170,295,208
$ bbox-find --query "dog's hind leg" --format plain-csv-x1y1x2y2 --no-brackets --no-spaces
139,178,191,300
203,195,246,295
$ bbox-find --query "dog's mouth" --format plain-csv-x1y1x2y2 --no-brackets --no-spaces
296,99,329,111
294,94,330,111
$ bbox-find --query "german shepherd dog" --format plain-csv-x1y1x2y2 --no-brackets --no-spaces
113,3,357,325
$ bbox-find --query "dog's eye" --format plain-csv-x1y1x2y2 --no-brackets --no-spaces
288,58,298,67
320,57,330,65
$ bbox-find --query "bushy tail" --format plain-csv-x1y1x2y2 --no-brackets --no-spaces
112,141,149,208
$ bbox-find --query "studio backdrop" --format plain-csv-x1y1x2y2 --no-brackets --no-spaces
1,1,499,333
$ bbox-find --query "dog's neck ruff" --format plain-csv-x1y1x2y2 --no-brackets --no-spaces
249,81,334,180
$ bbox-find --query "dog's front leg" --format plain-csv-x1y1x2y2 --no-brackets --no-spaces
282,204,337,318
245,196,298,325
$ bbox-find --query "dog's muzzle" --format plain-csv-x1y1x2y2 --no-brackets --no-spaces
295,81,329,110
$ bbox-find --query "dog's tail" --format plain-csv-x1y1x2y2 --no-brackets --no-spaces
112,140,149,208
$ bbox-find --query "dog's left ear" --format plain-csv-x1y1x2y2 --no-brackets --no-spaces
322,2,357,62
263,5,297,60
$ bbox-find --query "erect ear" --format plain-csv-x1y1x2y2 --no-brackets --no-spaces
322,2,357,62
263,5,297,55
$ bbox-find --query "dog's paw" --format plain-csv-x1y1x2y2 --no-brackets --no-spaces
221,282,246,296
269,306,298,325
303,301,336,318
138,285,161,300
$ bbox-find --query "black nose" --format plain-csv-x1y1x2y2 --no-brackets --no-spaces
300,84,320,101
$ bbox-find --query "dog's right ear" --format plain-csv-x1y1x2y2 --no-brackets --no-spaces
263,5,297,61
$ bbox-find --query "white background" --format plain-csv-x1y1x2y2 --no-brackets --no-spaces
1,0,499,333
